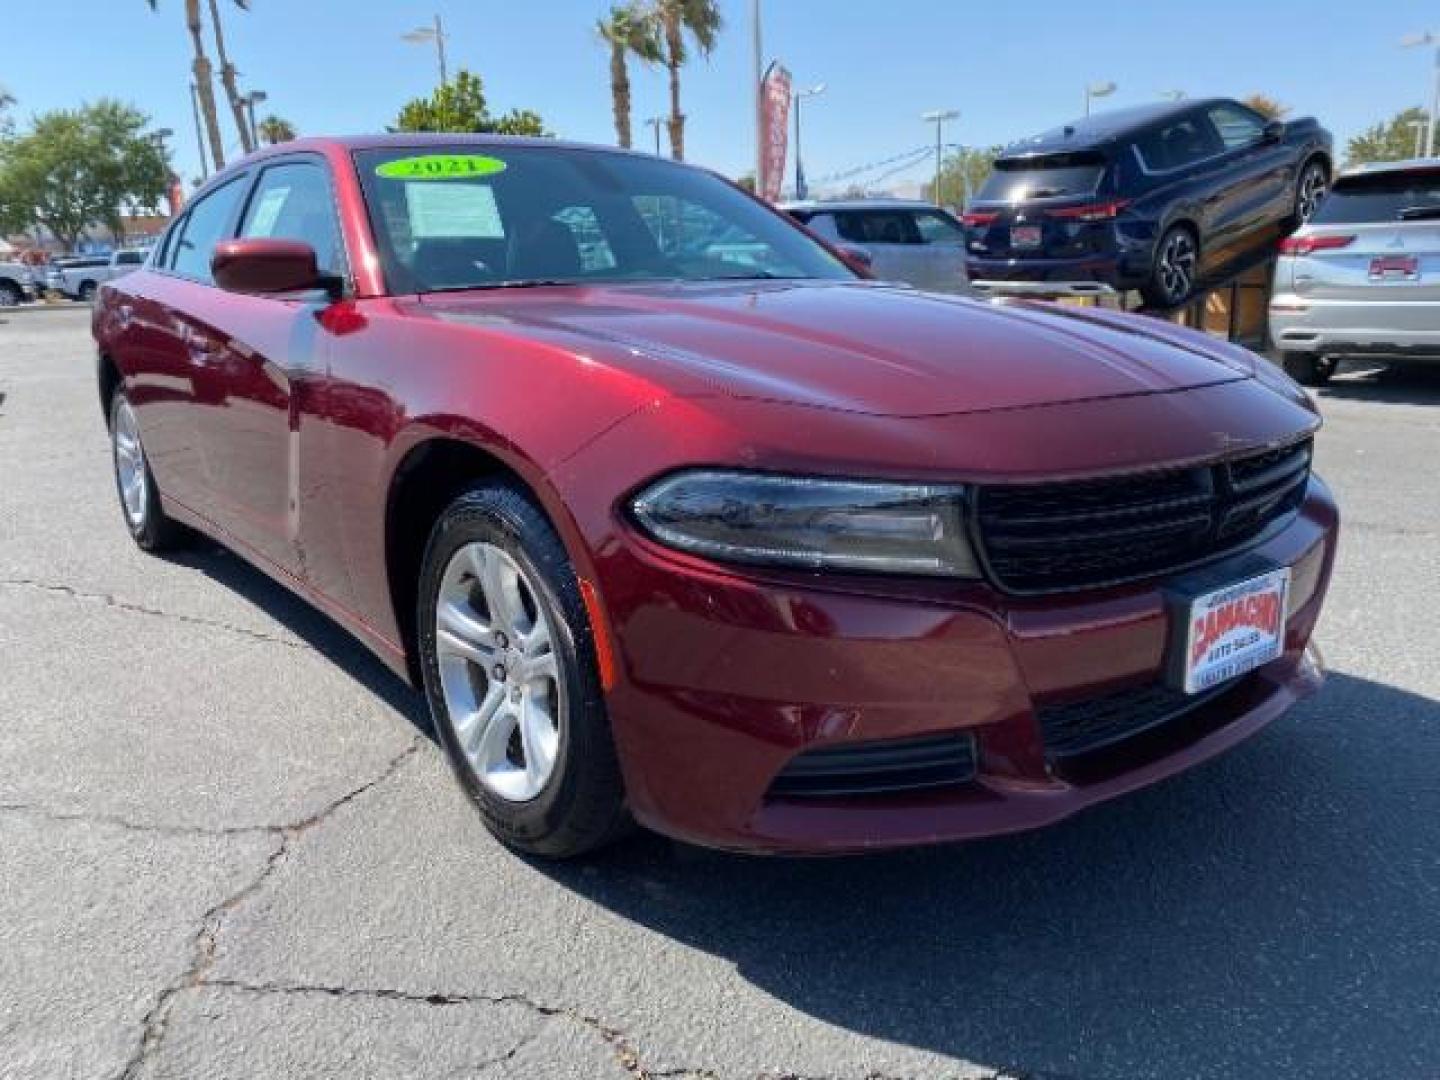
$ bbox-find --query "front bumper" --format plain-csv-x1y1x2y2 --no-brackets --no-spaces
601,477,1338,853
1270,294,1440,358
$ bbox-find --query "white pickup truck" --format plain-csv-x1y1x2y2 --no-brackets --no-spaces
46,249,148,301
0,260,40,307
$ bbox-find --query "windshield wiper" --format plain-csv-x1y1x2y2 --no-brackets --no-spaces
425,279,581,294
1398,205,1440,221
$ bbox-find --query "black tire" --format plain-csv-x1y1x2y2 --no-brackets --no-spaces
417,481,629,858
78,280,98,303
1291,159,1329,229
0,280,21,307
1281,352,1336,387
109,391,187,552
1140,224,1199,308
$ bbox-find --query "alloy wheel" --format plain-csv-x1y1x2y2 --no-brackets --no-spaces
1297,165,1327,224
434,541,563,803
112,397,148,529
1156,231,1197,305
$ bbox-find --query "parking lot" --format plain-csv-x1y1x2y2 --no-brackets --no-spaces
0,304,1436,1080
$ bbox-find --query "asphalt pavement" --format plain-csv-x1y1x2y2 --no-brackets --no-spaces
1,306,1436,1080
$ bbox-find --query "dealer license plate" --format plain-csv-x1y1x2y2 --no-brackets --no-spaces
1180,568,1290,694
1010,225,1042,250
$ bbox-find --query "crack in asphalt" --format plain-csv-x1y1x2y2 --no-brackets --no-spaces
0,578,305,650
0,802,277,839
109,737,424,1080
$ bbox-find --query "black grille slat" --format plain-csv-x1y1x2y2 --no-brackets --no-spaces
768,733,977,799
1037,680,1233,759
976,440,1312,593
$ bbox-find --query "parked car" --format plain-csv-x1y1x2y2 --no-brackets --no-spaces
48,249,148,301
0,259,39,306
1270,159,1440,385
963,99,1332,307
782,198,968,292
94,136,1337,857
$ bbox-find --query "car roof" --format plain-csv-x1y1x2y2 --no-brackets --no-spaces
1337,157,1440,180
779,198,941,213
1000,98,1231,158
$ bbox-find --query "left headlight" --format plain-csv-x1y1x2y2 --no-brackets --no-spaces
629,470,980,578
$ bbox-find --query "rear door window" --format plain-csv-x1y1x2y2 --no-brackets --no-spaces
1134,119,1222,173
114,251,145,266
1312,171,1440,224
978,153,1106,201
832,210,922,245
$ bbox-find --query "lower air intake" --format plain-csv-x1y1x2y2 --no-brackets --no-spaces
768,732,977,800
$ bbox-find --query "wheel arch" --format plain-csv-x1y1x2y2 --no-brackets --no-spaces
382,432,595,687
97,352,122,425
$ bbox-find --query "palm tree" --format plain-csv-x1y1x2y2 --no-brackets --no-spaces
653,0,722,161
143,0,248,172
257,115,296,146
206,0,255,154
597,3,663,149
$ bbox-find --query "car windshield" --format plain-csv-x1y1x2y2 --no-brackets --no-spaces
977,152,1107,202
354,145,853,293
1312,170,1440,224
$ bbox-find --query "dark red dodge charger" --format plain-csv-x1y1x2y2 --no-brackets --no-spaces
94,136,1338,856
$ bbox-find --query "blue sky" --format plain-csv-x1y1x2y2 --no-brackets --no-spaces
2,1,1435,189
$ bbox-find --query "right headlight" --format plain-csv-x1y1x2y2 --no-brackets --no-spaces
629,470,980,578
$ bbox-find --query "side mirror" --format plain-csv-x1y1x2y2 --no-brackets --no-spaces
834,242,874,275
212,238,342,299
1262,119,1284,144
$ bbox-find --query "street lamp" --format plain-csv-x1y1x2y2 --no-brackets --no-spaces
243,91,267,149
792,82,825,200
188,82,208,181
403,14,449,86
921,109,959,207
1158,89,1186,102
1401,31,1439,158
644,116,664,156
1084,80,1117,116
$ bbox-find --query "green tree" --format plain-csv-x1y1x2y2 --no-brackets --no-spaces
597,2,663,149
0,102,170,250
1241,94,1289,120
392,70,546,136
1346,106,1430,165
654,0,722,161
925,145,1005,207
257,115,296,146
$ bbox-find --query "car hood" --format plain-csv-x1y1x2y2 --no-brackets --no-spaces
417,280,1254,418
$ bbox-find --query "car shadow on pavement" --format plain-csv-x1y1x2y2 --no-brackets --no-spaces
1320,361,1440,406
540,673,1439,1079
168,539,434,736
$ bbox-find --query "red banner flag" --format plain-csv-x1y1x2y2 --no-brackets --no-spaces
758,62,791,203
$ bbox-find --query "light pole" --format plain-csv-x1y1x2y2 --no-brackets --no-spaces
921,109,959,206
645,117,664,156
1409,118,1429,158
1401,31,1439,157
243,91,267,149
189,82,208,181
1084,80,1117,116
792,82,825,200
1159,89,1186,102
752,0,764,192
403,14,449,86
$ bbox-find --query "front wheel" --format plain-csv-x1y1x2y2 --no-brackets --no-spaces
0,281,21,307
417,482,629,858
1140,226,1199,308
1293,160,1328,227
1281,352,1336,387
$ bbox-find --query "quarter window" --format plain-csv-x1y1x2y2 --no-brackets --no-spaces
170,177,246,283
914,210,964,244
239,162,345,275
1207,105,1266,151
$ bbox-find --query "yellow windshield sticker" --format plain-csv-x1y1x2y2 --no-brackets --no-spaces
376,154,507,180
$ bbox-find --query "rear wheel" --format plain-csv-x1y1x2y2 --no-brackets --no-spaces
78,280,98,303
1281,352,1337,387
0,280,21,307
1293,160,1328,227
109,392,186,551
417,481,629,858
1141,225,1199,308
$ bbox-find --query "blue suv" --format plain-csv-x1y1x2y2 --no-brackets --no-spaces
963,98,1332,307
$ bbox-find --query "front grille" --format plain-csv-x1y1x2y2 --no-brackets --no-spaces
975,439,1312,593
767,732,977,800
1037,679,1235,760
